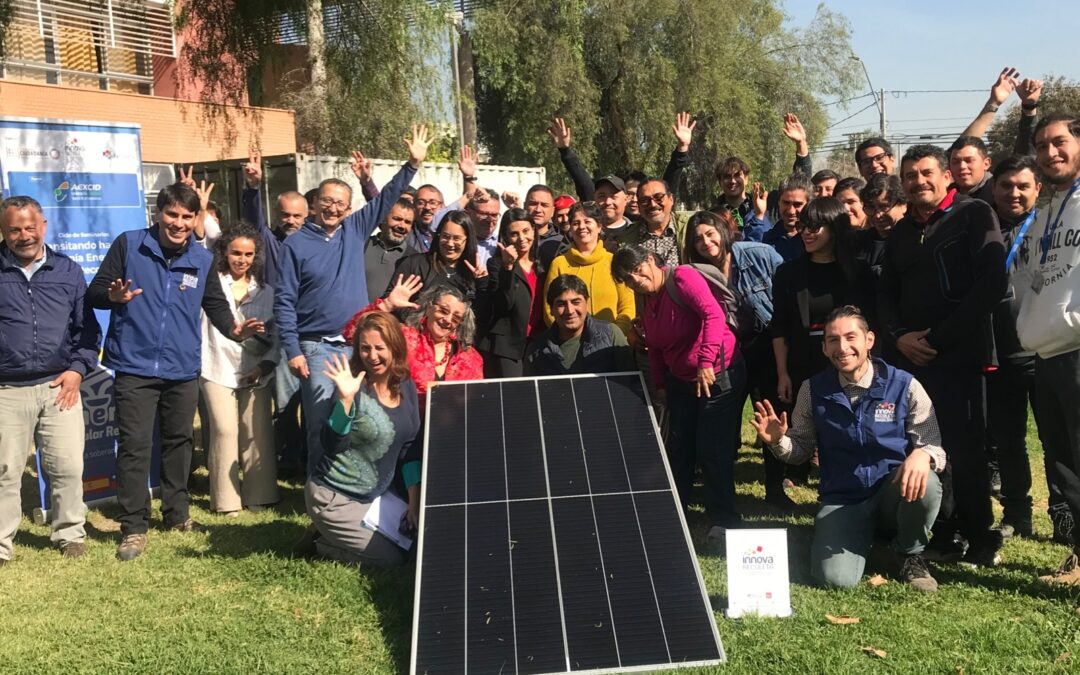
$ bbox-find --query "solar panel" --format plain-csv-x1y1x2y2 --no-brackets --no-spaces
411,373,725,674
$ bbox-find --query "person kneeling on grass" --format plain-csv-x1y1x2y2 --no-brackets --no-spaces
299,311,421,567
751,305,946,592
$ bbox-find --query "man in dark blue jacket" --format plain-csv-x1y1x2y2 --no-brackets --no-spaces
0,196,100,563
275,124,432,474
88,184,262,561
753,306,945,592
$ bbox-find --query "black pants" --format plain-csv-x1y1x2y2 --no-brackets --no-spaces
274,390,307,472
986,357,1064,522
114,374,199,535
739,338,804,494
481,351,524,379
914,365,993,541
1034,350,1080,547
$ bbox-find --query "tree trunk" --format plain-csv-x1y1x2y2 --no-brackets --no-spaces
306,0,329,152
456,29,478,149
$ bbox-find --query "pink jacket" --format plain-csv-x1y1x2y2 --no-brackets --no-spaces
642,266,736,389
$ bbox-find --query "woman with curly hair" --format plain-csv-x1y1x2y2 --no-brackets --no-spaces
199,223,279,515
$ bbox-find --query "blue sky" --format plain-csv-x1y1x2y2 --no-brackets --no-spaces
784,0,1080,152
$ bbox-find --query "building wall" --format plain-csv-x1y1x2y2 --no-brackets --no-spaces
0,80,296,164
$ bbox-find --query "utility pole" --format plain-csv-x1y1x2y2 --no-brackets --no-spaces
879,88,887,138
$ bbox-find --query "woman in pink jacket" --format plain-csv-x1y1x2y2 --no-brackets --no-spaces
613,244,746,541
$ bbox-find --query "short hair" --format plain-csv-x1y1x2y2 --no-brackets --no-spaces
204,200,221,219
405,285,477,347
467,188,499,210
623,171,648,186
416,184,443,199
777,172,813,197
855,137,893,163
834,176,866,197
0,195,43,217
1033,113,1080,144
610,244,657,284
949,135,989,159
993,154,1039,182
684,210,737,265
825,304,870,334
214,222,264,284
716,156,750,178
349,311,411,396
546,273,590,305
901,144,949,173
401,186,417,198
860,173,905,206
812,169,840,185
568,201,602,223
317,177,352,200
525,184,554,201
157,183,201,214
303,188,319,207
387,198,417,222
637,176,671,194
277,190,306,206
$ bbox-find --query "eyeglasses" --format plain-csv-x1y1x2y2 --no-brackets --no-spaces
637,193,670,205
432,303,464,327
857,151,891,168
415,199,443,208
438,233,467,245
866,201,902,216
796,222,825,233
318,196,349,210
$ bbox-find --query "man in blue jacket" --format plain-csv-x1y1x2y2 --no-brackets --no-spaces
752,305,946,592
275,124,432,473
0,196,101,563
88,184,262,561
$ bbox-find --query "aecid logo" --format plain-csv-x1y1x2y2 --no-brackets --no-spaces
54,180,103,203
54,181,70,202
742,545,775,570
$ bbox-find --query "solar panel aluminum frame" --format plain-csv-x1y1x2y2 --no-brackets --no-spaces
409,372,726,674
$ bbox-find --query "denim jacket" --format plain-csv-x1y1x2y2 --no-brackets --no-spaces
730,241,783,335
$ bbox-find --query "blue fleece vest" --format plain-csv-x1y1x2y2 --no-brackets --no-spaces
810,359,912,505
102,228,213,380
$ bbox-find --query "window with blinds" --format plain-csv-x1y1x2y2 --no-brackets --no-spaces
1,0,175,94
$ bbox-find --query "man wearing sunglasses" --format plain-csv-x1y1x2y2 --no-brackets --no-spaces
614,178,685,267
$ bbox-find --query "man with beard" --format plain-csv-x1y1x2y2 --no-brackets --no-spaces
876,144,1006,568
615,177,684,267
753,305,945,592
408,184,444,252
364,199,418,303
553,194,575,236
761,174,812,262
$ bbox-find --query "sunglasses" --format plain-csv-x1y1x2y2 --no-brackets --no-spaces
637,193,670,206
796,222,825,234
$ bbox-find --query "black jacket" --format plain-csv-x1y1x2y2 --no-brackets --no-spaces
876,191,1006,368
475,255,545,360
387,252,476,303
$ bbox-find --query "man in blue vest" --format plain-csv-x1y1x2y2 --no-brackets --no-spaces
89,183,264,561
752,305,946,592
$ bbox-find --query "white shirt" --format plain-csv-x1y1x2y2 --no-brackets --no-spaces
200,273,278,389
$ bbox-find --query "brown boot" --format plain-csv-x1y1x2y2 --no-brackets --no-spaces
116,533,147,561
1039,552,1080,584
60,541,87,559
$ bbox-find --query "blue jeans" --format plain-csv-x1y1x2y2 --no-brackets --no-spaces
299,340,351,474
812,467,942,588
665,356,747,528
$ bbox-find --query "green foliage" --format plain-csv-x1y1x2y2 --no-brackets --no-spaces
823,128,876,178
472,0,860,206
987,75,1080,163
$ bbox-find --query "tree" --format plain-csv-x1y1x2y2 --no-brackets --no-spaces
470,0,859,206
986,75,1080,163
821,129,875,179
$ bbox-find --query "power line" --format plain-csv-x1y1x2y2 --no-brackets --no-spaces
821,92,876,107
826,101,879,130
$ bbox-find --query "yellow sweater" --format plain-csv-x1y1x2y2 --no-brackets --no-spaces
543,245,636,335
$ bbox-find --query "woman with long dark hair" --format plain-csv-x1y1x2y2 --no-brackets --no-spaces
387,210,487,303
475,207,547,377
200,223,279,515
772,197,873,404
303,311,421,567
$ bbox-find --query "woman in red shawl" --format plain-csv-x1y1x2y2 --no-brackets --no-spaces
344,274,483,408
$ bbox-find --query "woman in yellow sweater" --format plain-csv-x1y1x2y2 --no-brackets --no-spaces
544,202,636,335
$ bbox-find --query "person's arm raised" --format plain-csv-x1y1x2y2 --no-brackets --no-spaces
342,124,432,239
548,117,595,201
959,66,1019,139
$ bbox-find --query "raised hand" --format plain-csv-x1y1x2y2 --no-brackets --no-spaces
383,273,423,311
672,112,696,152
990,66,1020,106
232,317,266,340
501,191,521,209
107,278,142,304
178,165,196,188
464,257,489,279
547,117,572,149
782,113,807,155
243,149,262,188
497,242,519,269
751,399,789,446
323,352,365,409
752,182,768,218
404,124,433,168
458,144,478,178
1018,78,1043,106
194,179,215,211
350,149,373,182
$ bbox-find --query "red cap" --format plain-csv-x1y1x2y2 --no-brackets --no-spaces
554,194,576,210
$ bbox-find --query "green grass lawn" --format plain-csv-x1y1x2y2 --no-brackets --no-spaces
2,409,1079,674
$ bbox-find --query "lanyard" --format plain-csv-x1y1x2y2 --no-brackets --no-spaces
1004,209,1037,271
1040,177,1080,265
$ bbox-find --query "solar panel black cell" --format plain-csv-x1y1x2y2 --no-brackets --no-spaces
563,377,631,495
465,501,516,673
506,499,566,674
414,505,467,673
500,380,549,501
424,384,467,506
464,385,507,504
536,379,591,498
